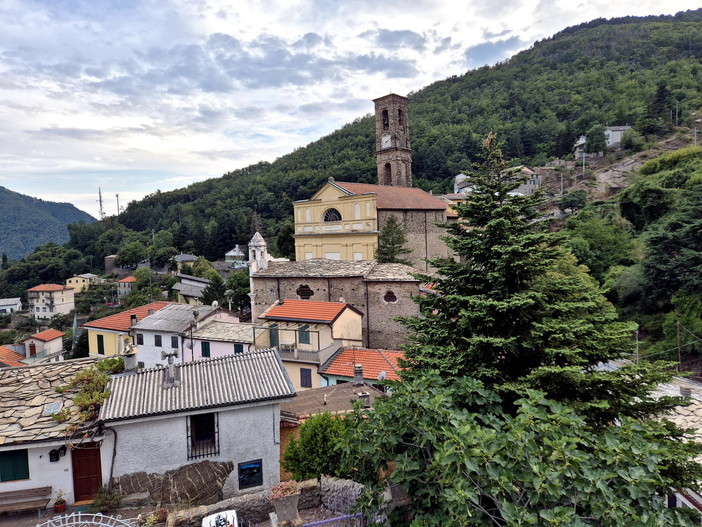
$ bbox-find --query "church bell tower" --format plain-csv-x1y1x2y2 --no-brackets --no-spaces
374,93,412,187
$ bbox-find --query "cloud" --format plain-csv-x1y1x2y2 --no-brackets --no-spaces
359,29,427,52
464,36,526,68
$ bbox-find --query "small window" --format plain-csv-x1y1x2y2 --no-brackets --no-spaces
0,449,29,482
296,284,314,300
154,335,162,347
323,208,342,222
136,333,144,346
298,325,310,345
384,291,398,303
381,109,389,130
234,343,244,354
171,336,179,349
238,459,263,490
202,341,211,358
300,368,312,388
383,163,392,185
97,334,105,355
137,361,145,369
188,413,219,460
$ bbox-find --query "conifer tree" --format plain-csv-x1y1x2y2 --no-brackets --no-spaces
376,215,412,265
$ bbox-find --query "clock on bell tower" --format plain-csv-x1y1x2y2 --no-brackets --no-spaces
373,93,412,187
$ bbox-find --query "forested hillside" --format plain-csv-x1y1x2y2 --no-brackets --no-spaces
0,186,95,260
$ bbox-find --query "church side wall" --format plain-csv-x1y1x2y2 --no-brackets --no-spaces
364,281,420,350
378,210,448,272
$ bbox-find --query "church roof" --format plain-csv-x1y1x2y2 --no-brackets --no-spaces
333,182,448,211
252,259,419,281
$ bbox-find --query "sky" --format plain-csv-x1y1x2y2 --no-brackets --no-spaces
0,0,699,219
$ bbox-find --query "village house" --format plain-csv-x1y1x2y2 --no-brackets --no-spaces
254,299,363,391
20,328,65,364
319,347,403,391
190,319,263,361
65,273,101,293
292,94,453,271
116,276,136,298
26,284,74,320
0,297,21,314
99,350,296,503
172,273,210,305
83,301,171,357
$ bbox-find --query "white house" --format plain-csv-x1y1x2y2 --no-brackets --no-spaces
172,274,210,305
26,284,74,320
0,297,21,314
21,329,66,364
98,350,296,502
116,276,136,299
0,357,102,507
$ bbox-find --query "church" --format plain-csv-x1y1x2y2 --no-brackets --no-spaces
292,94,453,271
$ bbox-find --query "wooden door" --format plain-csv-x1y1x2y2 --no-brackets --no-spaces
72,443,102,502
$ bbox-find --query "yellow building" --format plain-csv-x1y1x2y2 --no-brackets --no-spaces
83,301,171,357
65,273,100,292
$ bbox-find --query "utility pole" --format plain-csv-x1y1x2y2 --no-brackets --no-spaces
116,194,120,216
677,320,682,372
97,188,105,220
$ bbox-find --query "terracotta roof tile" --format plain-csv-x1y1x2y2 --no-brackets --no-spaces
29,329,65,342
84,301,172,332
260,299,354,323
27,284,71,292
320,348,404,382
334,181,448,211
118,276,136,283
0,346,25,367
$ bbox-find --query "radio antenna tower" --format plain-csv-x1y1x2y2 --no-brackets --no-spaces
116,193,120,216
97,188,105,220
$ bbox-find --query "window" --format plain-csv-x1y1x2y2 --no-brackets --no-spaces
381,109,389,130
201,341,211,358
354,203,361,220
154,335,162,347
383,163,392,185
97,334,105,355
300,368,312,388
384,291,398,303
187,413,219,460
269,325,279,348
0,449,29,482
323,208,341,222
136,333,144,345
234,343,244,354
298,325,310,345
305,208,311,222
238,459,263,490
296,284,314,300
398,109,404,127
171,336,179,349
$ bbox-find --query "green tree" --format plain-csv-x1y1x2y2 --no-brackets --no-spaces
584,123,607,154
345,373,701,527
116,241,148,267
49,313,71,331
191,256,215,278
201,273,226,306
558,189,587,213
225,270,251,313
376,215,412,265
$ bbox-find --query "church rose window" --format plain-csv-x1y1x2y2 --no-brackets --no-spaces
297,284,314,300
323,208,342,222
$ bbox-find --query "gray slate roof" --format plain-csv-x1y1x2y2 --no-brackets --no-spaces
192,320,264,344
253,259,419,281
0,357,100,446
132,304,216,333
99,349,295,422
172,282,207,298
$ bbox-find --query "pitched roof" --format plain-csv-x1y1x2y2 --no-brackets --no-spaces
28,329,65,342
27,284,71,292
0,357,100,445
281,382,385,422
333,181,448,211
0,346,25,368
99,350,296,422
132,304,216,333
118,276,136,283
320,348,404,382
253,259,419,282
191,321,264,344
84,301,172,332
260,300,359,324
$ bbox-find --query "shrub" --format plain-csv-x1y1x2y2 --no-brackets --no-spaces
89,486,122,513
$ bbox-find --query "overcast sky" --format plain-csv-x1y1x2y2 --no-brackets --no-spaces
0,0,698,219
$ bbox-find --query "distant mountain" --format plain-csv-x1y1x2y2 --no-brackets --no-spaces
0,186,95,260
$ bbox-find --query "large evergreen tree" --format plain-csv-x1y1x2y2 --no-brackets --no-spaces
376,215,412,265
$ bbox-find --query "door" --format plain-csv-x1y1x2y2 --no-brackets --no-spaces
72,443,102,502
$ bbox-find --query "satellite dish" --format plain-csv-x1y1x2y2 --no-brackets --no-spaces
212,300,219,308
378,370,387,381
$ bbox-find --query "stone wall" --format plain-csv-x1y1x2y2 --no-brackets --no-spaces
166,477,363,527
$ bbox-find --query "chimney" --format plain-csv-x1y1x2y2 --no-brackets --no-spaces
357,391,371,408
130,314,137,327
123,343,138,372
161,349,180,389
148,308,154,316
353,364,364,386
681,386,692,398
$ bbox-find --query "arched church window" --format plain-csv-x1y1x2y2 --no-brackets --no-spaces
296,284,314,300
382,109,389,130
398,109,404,127
384,290,398,303
383,163,392,185
323,208,342,222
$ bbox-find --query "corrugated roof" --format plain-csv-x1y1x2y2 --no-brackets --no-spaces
0,346,25,367
333,182,448,211
260,300,354,323
320,348,403,382
0,357,100,445
84,301,172,332
27,284,71,292
27,328,65,342
132,304,216,333
99,349,296,422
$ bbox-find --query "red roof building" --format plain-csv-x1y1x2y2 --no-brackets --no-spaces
84,301,172,332
320,347,404,384
259,299,362,324
0,346,25,368
26,284,72,292
28,329,65,342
